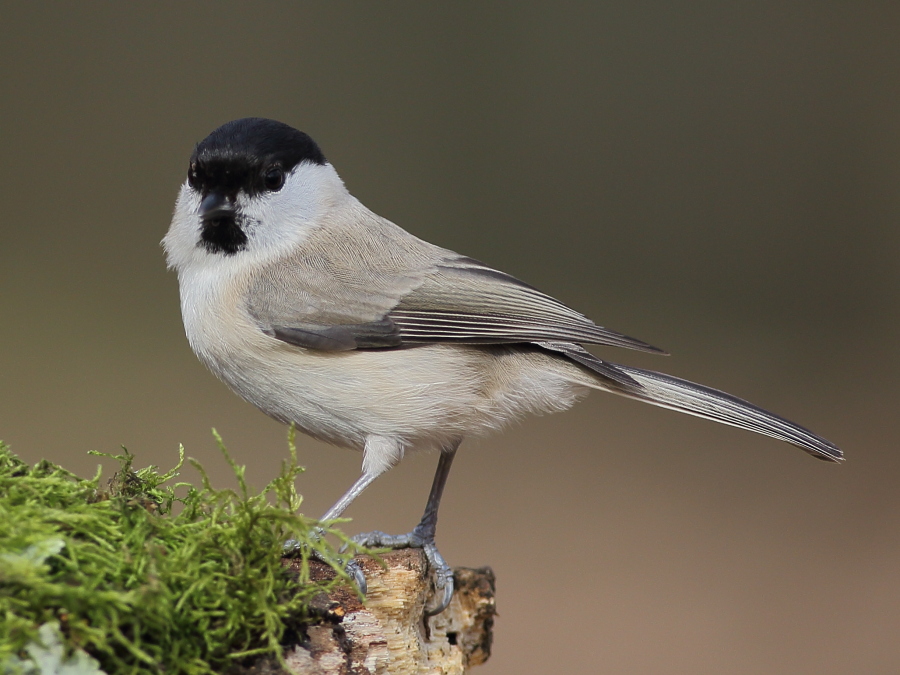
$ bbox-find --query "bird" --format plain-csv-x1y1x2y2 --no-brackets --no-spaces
162,117,842,616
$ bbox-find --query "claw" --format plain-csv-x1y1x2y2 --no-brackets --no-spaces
283,538,368,597
349,529,454,615
426,579,455,617
422,540,454,616
345,556,368,596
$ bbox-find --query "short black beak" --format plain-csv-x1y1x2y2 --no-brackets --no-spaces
199,192,235,221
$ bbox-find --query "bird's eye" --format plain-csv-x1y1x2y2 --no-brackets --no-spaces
263,166,285,192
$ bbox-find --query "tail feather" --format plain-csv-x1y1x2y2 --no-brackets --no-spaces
541,342,843,462
609,364,842,461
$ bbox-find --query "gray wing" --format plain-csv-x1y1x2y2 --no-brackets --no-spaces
388,257,665,353
249,254,663,355
246,212,662,355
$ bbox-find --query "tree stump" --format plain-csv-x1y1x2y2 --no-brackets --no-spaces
280,549,495,674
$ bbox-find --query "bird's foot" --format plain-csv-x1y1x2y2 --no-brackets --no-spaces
349,528,454,616
283,537,368,597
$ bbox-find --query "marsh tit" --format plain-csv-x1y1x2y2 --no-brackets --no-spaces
163,118,842,615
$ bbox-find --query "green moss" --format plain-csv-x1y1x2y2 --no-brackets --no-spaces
0,432,360,674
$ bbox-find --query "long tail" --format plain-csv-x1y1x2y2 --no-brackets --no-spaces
538,341,843,462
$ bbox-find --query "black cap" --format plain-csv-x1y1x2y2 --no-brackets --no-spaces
188,118,327,197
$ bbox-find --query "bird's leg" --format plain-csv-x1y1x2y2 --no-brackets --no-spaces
319,470,382,523
350,442,460,616
286,435,404,595
284,469,382,596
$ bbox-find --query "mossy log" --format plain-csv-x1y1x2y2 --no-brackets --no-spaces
280,549,496,675
0,444,495,673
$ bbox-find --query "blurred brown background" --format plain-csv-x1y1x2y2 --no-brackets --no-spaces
2,4,898,673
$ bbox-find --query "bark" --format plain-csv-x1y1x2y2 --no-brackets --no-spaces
280,549,495,675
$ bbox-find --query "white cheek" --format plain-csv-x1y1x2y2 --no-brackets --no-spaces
162,183,203,270
238,162,348,261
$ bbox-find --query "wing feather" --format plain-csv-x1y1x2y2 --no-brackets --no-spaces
387,257,665,353
246,216,663,355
